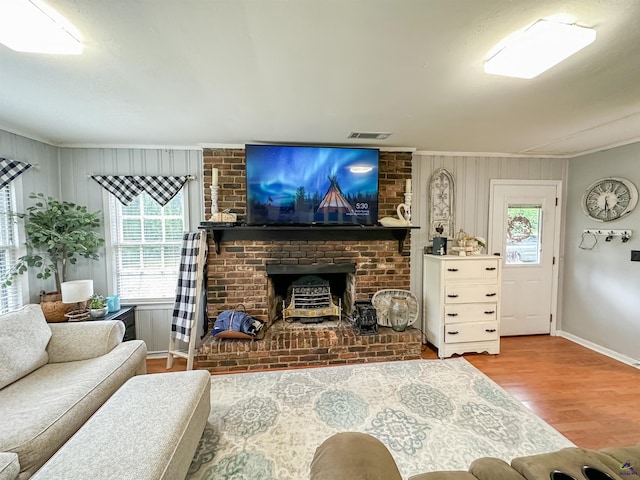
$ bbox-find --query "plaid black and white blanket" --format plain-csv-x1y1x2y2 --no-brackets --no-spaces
171,232,206,343
0,158,32,189
91,175,187,206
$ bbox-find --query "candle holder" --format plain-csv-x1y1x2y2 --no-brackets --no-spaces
209,185,219,221
403,192,412,225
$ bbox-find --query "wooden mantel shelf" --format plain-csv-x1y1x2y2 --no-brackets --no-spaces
199,223,419,255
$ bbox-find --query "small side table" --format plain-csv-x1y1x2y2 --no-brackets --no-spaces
102,306,136,342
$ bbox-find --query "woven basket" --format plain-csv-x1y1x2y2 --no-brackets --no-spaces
40,292,69,323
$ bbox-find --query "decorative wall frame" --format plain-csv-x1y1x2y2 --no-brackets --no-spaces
428,168,455,240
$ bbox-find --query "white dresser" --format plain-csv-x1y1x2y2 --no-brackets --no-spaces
422,254,502,359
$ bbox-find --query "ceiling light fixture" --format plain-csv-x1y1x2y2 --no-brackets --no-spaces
0,0,82,54
484,19,596,79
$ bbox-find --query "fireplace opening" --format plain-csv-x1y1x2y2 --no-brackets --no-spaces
266,263,356,323
283,275,341,324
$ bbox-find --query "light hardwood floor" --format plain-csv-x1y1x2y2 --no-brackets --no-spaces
147,335,640,450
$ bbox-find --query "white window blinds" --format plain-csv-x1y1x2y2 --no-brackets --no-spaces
109,189,186,301
0,185,23,314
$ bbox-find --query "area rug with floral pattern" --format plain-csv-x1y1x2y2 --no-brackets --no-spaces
186,358,574,480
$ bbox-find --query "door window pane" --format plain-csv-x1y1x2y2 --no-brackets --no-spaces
505,206,541,264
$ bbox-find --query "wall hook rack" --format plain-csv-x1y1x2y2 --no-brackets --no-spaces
582,229,633,238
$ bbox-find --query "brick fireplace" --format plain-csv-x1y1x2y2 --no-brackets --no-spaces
196,148,422,373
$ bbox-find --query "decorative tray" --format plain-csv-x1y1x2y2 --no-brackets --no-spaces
371,289,419,327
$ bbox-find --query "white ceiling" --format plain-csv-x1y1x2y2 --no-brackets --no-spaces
1,0,640,157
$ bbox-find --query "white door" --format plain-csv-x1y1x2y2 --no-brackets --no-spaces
488,181,561,336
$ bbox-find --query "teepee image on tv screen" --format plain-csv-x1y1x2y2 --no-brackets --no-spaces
245,144,379,225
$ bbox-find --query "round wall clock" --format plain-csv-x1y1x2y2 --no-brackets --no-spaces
582,177,638,222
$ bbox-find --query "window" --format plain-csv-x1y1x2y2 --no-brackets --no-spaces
109,190,186,301
0,184,23,313
505,206,542,265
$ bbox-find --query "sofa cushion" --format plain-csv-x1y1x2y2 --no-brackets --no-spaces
47,320,124,363
599,444,640,474
0,452,19,480
32,371,211,480
511,448,622,480
409,472,477,480
0,339,147,478
469,457,527,480
0,305,51,389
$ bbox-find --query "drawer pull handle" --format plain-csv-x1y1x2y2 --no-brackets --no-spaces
485,267,496,271
485,328,497,333
485,293,497,297
484,310,495,314
447,268,459,272
447,294,459,298
447,330,459,335
446,313,458,317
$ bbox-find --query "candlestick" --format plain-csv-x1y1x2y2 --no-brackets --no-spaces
209,185,219,221
211,168,218,187
405,178,412,193
403,192,412,225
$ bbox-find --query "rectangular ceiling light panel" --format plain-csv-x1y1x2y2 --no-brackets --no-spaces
0,0,82,54
484,19,596,79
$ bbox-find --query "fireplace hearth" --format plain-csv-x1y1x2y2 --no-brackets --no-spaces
198,320,422,373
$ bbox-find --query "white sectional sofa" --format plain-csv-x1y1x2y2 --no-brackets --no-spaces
0,304,147,479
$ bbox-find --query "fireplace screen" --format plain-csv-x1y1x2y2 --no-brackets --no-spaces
283,275,341,323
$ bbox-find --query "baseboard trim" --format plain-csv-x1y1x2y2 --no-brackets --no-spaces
556,330,640,369
146,351,168,359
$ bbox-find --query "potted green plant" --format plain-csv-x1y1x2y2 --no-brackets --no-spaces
1,193,105,321
88,294,108,318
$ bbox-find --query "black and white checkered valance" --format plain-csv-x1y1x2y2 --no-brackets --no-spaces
91,175,188,206
0,158,32,189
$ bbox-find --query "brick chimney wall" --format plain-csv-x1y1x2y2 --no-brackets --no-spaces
202,148,413,323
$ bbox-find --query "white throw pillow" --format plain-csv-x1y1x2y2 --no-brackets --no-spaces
0,304,52,389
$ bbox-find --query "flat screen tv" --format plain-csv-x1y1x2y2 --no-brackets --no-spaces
245,144,379,226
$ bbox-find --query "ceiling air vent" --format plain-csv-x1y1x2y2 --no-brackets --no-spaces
348,131,391,140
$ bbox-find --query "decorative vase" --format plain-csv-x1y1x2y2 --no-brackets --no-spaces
89,306,108,318
388,296,409,332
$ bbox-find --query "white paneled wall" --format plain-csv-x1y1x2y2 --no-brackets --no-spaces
409,154,568,307
134,303,181,355
1,130,205,355
0,131,62,296
56,147,204,355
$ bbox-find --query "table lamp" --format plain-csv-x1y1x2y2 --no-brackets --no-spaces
61,279,94,321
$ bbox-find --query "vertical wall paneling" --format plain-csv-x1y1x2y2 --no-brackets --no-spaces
0,130,61,296
410,153,568,335
56,147,203,353
0,134,204,354
57,147,204,294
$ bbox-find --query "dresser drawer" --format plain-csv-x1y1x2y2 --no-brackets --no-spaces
443,260,499,282
444,284,499,304
444,303,497,324
444,321,499,344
